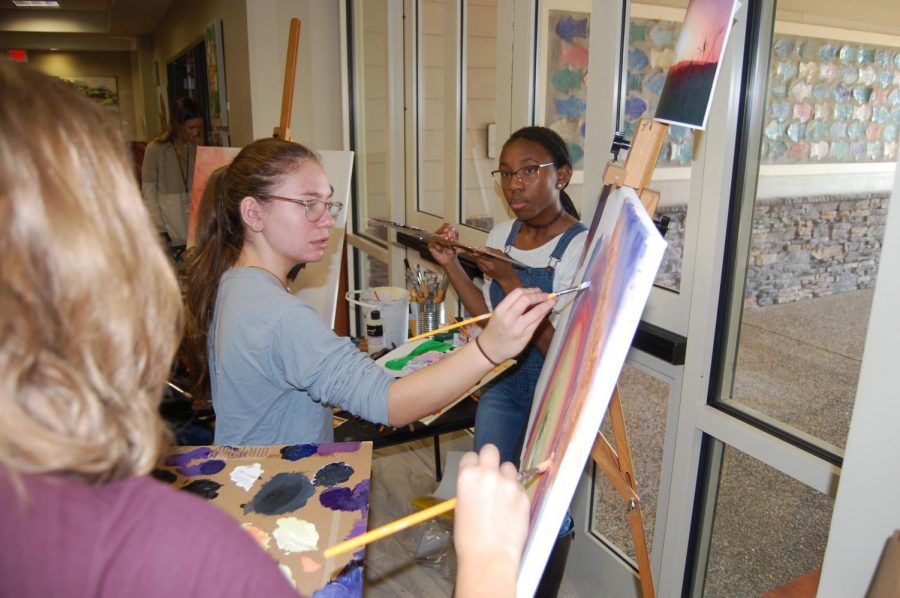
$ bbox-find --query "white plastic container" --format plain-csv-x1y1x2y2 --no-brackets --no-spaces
345,287,409,350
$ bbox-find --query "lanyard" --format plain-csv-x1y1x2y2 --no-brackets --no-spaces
170,141,190,193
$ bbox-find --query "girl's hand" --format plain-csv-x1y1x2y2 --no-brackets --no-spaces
472,247,516,284
428,223,460,266
454,445,529,597
477,287,555,364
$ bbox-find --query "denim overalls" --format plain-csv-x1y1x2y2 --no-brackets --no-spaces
474,219,588,467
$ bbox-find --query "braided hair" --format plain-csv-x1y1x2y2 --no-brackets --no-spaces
505,126,580,220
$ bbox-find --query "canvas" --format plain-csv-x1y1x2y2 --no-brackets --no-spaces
156,442,373,596
654,0,740,130
516,187,667,596
187,146,353,329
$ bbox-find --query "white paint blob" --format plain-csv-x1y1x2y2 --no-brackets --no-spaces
230,462,263,491
273,517,319,554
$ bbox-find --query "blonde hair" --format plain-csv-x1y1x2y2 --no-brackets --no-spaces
0,62,183,483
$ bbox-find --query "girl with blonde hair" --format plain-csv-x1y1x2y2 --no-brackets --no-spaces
0,62,296,597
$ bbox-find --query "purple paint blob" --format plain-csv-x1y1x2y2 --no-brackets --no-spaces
319,479,370,512
311,560,364,598
315,442,360,456
346,516,368,541
177,459,226,477
313,462,354,487
244,472,315,515
181,479,222,500
164,446,211,466
280,444,318,461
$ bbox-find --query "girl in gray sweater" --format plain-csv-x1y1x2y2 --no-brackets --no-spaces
186,138,558,447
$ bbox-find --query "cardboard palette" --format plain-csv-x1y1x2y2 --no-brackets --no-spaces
156,442,373,596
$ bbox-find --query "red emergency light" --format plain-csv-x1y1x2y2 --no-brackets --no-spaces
7,49,29,62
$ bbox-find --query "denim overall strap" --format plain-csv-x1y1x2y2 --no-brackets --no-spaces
489,220,588,307
546,220,588,270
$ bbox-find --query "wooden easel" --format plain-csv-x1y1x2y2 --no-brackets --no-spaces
589,118,668,598
273,17,302,141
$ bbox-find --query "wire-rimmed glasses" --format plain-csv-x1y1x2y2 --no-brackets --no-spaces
490,162,555,187
267,195,344,222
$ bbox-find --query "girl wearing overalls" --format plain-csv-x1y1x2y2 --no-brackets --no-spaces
430,126,587,596
431,126,587,463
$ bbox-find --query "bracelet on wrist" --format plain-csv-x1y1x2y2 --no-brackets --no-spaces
474,335,501,367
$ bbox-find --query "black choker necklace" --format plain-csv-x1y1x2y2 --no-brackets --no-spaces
526,208,564,230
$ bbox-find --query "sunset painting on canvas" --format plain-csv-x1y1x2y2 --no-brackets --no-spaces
654,0,739,129
514,188,667,597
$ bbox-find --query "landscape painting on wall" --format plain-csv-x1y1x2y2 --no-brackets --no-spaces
654,0,740,129
515,187,667,597
60,76,119,108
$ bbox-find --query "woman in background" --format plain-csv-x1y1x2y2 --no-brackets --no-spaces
0,61,532,598
141,95,204,255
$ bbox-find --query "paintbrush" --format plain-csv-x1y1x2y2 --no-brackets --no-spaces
322,461,551,559
405,280,592,343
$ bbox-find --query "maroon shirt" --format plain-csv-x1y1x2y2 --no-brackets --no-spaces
0,471,299,597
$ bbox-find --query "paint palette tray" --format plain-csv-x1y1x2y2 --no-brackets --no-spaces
155,442,373,596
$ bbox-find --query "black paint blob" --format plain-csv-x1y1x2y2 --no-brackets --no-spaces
280,444,317,461
150,469,177,485
244,472,315,515
181,479,222,500
313,462,354,487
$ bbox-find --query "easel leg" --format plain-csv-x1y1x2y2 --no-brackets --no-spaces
591,386,655,598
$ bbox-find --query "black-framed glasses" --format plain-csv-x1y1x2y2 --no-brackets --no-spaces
267,195,343,222
490,162,555,187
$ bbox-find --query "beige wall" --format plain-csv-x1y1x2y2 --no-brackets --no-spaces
147,0,252,145
27,50,138,140
143,0,344,150
245,0,345,149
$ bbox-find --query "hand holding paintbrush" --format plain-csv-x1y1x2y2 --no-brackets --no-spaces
406,280,591,343
322,446,548,560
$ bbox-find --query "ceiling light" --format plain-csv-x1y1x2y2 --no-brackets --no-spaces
11,1,62,7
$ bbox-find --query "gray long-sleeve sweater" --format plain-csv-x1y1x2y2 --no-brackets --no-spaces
210,267,392,445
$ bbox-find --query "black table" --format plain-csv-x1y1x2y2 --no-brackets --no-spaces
333,396,477,481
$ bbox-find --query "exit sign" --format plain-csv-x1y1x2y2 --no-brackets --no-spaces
7,49,29,62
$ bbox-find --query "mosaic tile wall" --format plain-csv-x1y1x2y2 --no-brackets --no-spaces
626,20,900,166
763,37,900,163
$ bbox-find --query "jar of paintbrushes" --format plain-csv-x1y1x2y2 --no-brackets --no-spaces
406,266,449,336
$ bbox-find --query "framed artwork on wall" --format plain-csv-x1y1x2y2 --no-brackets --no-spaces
536,0,591,178
205,17,230,145
60,76,119,108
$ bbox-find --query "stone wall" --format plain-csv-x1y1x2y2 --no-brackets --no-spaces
654,193,889,306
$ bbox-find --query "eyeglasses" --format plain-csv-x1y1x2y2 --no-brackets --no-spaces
491,162,555,187
267,195,344,222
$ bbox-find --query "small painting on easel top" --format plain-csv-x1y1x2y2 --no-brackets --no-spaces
653,0,741,130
